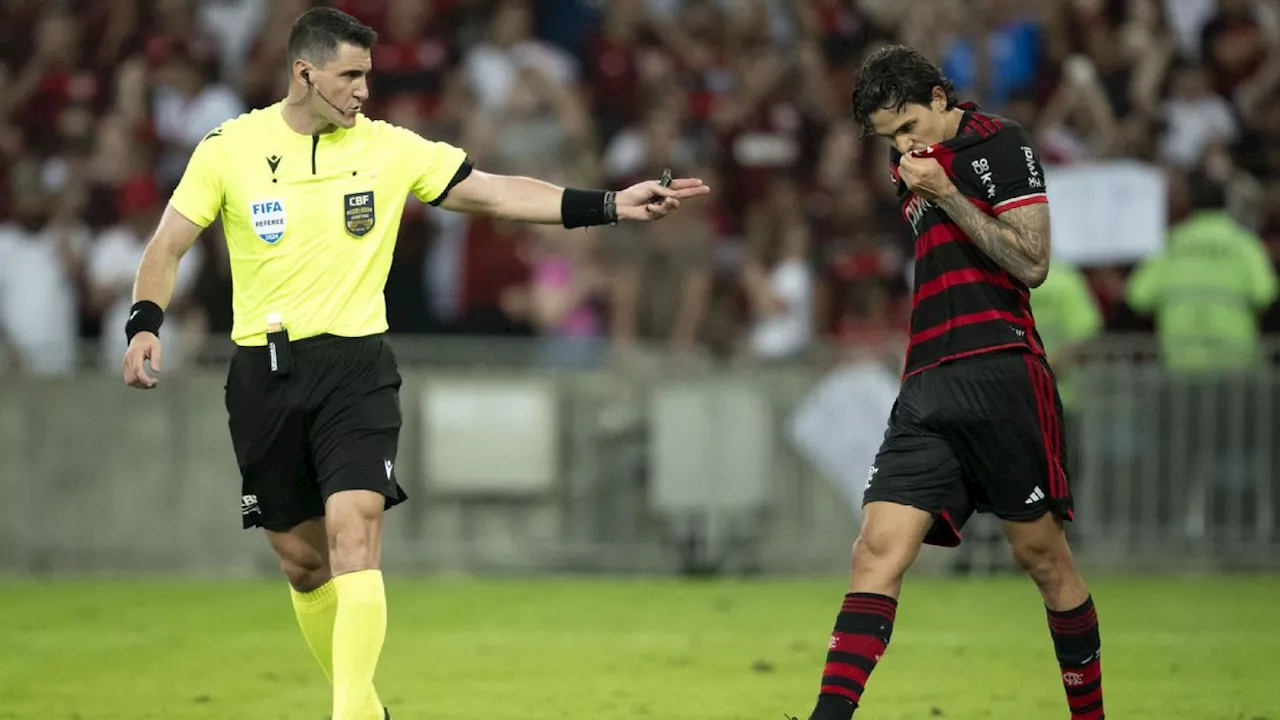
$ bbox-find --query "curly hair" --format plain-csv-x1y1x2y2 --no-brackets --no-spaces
850,45,958,135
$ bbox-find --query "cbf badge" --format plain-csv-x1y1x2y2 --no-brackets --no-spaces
344,191,375,237
250,199,287,244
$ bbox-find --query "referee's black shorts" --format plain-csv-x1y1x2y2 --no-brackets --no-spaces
224,333,408,531
862,350,1074,547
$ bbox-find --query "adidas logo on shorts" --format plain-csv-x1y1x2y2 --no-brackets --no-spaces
1025,486,1046,505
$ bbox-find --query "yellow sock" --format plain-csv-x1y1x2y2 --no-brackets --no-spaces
332,569,388,720
290,581,339,681
291,580,384,717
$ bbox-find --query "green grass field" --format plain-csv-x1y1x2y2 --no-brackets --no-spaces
1,575,1277,719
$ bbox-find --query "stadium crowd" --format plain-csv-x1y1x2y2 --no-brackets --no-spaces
1,0,1279,376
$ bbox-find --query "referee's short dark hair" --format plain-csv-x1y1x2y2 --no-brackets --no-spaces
287,7,377,65
850,45,958,134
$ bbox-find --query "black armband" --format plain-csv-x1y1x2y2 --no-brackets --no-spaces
561,188,618,229
125,300,164,342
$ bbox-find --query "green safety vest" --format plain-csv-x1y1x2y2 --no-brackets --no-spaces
1127,210,1278,374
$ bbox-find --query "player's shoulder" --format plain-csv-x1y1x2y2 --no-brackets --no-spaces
196,106,277,146
961,107,1034,148
354,115,436,147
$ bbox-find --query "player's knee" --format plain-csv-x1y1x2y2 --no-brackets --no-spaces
327,520,380,574
278,550,329,591
1010,535,1072,587
851,526,916,579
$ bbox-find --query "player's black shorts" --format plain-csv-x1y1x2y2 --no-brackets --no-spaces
863,350,1073,547
224,334,408,531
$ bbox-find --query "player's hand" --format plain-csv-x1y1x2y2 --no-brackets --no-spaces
122,332,162,389
898,151,958,200
615,177,711,222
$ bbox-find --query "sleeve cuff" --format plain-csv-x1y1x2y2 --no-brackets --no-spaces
428,158,474,207
993,193,1049,216
168,200,214,229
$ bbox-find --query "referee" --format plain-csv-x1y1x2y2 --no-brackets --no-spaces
121,8,708,720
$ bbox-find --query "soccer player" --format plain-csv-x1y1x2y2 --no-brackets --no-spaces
799,47,1104,720
119,8,709,720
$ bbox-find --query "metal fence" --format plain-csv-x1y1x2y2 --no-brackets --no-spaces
1070,337,1277,571
0,334,1276,577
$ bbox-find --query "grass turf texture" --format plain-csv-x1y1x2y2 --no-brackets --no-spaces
1,576,1276,719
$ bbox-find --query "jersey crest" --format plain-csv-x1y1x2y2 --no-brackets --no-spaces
250,199,287,244
344,191,375,237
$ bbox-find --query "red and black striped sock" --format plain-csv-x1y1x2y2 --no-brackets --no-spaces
808,592,897,720
1047,596,1104,720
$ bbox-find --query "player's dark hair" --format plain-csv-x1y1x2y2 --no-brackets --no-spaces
286,7,377,66
850,45,957,135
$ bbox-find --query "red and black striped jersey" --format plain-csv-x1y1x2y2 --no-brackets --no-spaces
891,102,1050,379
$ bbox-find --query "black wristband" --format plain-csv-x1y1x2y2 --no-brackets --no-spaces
125,300,164,343
561,188,618,229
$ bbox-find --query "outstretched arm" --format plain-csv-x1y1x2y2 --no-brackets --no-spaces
398,125,709,227
931,194,1051,287
438,169,709,226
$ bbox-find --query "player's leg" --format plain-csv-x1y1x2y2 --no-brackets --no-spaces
806,389,968,720
310,337,407,720
266,518,341,682
324,490,390,720
953,354,1104,720
225,350,341,690
1003,515,1102,720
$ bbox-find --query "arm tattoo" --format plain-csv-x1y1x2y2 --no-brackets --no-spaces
932,194,1052,287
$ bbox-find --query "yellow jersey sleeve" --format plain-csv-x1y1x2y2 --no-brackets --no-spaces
388,125,469,205
169,127,227,227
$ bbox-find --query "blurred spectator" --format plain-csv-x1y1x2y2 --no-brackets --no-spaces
609,210,714,367
601,95,698,186
365,0,456,119
0,162,87,376
149,42,244,190
1127,171,1278,374
462,0,578,115
1034,258,1105,382
942,0,1043,109
742,178,814,362
527,225,608,369
1158,58,1238,168
86,175,205,374
240,0,311,110
4,8,100,157
197,0,270,83
452,215,535,337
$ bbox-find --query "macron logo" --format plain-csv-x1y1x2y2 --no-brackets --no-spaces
385,460,393,479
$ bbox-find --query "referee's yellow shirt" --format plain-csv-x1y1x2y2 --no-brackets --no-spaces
169,102,468,346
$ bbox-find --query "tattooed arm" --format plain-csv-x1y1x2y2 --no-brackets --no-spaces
932,194,1052,287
